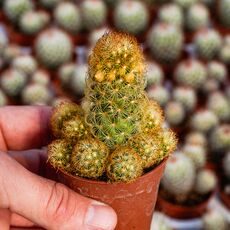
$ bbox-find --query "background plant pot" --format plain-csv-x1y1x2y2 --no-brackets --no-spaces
157,192,214,219
56,158,168,230
220,190,230,210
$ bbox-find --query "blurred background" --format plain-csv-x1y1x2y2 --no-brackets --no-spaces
0,0,230,229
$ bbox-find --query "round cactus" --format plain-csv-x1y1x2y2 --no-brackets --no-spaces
12,55,37,75
104,0,120,7
219,44,230,65
185,131,207,147
172,86,197,111
31,69,50,86
173,0,198,9
58,62,75,87
70,64,87,97
191,109,219,133
146,61,164,87
158,3,183,27
165,101,185,126
210,124,230,152
0,69,27,97
147,85,170,106
71,138,109,179
183,144,206,169
161,153,196,196
0,89,7,106
219,0,230,28
54,2,81,34
186,3,209,31
223,151,230,179
2,44,21,64
195,169,217,195
3,0,33,23
80,0,107,31
194,28,222,60
35,28,73,69
39,0,61,9
106,147,143,182
202,210,228,230
19,10,49,35
22,83,52,105
89,27,108,46
0,32,8,55
174,59,207,89
207,92,230,122
114,0,149,35
207,61,227,83
147,23,184,63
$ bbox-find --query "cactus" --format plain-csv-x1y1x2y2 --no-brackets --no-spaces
194,28,222,60
186,3,209,31
12,55,37,75
0,89,7,106
183,144,206,169
31,69,50,86
165,101,185,126
158,3,183,27
146,61,164,87
0,32,8,55
161,153,196,196
207,92,230,122
147,23,184,63
2,44,21,64
39,0,61,9
174,59,207,89
207,61,227,83
210,124,230,152
174,0,198,9
106,147,143,182
3,0,33,23
19,10,49,35
152,212,173,230
191,109,219,133
58,63,75,87
54,2,81,34
172,86,197,111
0,69,27,97
147,85,170,107
219,0,230,28
114,0,149,35
223,151,230,179
185,131,207,147
195,169,217,195
22,83,52,105
104,0,120,7
219,44,230,65
71,138,109,179
35,28,73,69
80,0,107,31
89,27,108,46
202,210,228,230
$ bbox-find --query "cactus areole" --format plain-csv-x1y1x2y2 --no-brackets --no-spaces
48,31,177,230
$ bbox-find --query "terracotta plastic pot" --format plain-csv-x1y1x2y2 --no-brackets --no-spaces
220,191,230,210
157,192,214,219
57,158,168,230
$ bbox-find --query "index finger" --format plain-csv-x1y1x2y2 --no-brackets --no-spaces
0,106,52,151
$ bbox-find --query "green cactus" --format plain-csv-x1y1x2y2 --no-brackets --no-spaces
0,32,8,55
0,69,27,97
152,212,173,230
22,83,52,105
89,27,108,46
147,85,170,106
147,23,184,63
158,3,183,27
219,0,230,28
2,44,21,64
174,59,207,89
12,55,37,75
185,131,207,147
191,109,219,133
194,169,217,195
219,44,230,65
114,0,149,35
174,0,198,9
207,61,227,83
81,0,107,31
31,70,50,86
223,151,230,179
3,0,33,23
0,89,7,106
58,62,75,87
146,61,164,87
106,147,143,182
172,86,197,111
39,0,62,9
186,3,209,31
194,28,222,60
161,153,196,196
183,144,206,169
71,138,109,179
54,2,81,34
35,28,73,69
104,0,120,7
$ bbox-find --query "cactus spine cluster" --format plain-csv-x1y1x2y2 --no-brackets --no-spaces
48,32,177,183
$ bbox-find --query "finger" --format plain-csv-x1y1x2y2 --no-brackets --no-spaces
0,152,117,230
0,106,52,151
11,213,35,227
0,208,10,230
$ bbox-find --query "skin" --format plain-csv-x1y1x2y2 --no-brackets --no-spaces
0,106,117,230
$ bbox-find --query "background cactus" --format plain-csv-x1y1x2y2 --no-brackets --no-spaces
207,61,227,83
223,151,230,179
185,131,207,147
146,61,164,87
147,23,184,63
58,62,75,87
39,0,61,9
35,28,73,69
219,0,230,28
174,0,198,9
0,89,7,106
31,69,50,86
219,43,230,65
114,0,149,35
152,212,173,230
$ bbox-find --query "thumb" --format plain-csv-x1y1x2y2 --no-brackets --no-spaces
0,152,117,230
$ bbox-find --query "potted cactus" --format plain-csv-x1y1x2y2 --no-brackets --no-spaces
47,31,177,230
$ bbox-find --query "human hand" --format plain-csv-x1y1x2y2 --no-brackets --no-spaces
0,106,117,230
